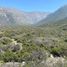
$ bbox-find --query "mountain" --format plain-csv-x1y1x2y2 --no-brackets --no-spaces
37,5,67,26
0,8,49,26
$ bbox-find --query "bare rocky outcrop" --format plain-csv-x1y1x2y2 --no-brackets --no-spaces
28,56,67,67
0,55,67,67
0,62,26,67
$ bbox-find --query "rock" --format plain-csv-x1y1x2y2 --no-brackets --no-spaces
21,61,26,67
0,62,26,67
45,57,67,67
1,62,20,67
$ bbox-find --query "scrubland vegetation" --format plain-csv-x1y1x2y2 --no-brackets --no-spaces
0,23,67,67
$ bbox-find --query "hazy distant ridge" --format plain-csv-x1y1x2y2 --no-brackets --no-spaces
0,8,49,26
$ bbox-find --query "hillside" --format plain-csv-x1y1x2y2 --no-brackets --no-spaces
37,5,67,26
0,23,67,67
0,8,49,26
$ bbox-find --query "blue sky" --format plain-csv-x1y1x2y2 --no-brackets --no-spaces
0,0,67,12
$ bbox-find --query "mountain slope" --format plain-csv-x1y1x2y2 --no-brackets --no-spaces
37,5,67,26
0,8,49,26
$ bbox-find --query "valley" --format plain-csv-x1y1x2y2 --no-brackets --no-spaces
0,5,67,67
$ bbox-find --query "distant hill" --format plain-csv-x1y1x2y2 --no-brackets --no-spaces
37,5,67,26
0,8,49,26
